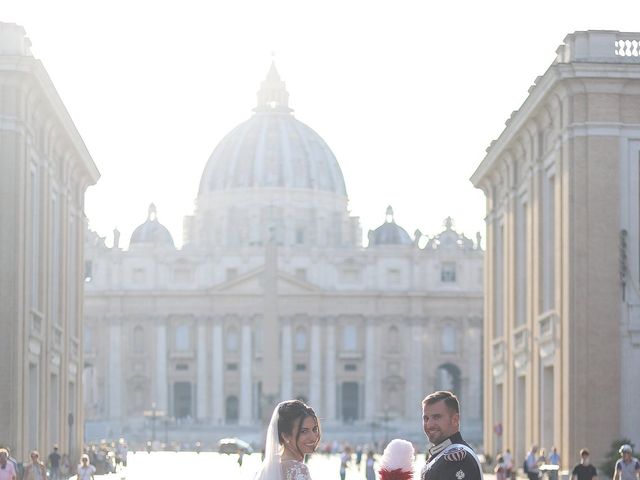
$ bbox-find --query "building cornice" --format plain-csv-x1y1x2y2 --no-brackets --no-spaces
471,31,640,188
0,55,100,184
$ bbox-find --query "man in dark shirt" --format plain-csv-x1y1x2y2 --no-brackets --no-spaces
48,446,61,480
420,390,482,480
571,449,598,480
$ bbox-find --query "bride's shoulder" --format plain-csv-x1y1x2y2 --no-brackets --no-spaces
281,459,311,480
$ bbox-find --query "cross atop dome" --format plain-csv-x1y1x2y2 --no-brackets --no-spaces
255,61,293,113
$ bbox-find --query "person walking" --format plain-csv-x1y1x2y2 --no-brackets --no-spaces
0,449,16,480
495,455,507,480
76,454,96,480
356,445,363,471
571,449,597,480
339,446,351,480
48,446,61,480
420,390,483,480
503,449,514,480
24,451,46,480
525,446,540,480
613,445,640,480
365,449,376,480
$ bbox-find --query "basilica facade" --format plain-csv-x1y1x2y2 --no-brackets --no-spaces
83,64,483,444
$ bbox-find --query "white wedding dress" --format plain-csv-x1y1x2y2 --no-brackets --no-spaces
281,459,311,480
254,402,313,480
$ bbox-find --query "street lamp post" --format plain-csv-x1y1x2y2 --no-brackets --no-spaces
383,407,390,447
143,402,165,449
164,417,170,447
151,403,157,444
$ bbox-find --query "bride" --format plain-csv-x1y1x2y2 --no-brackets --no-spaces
255,399,321,480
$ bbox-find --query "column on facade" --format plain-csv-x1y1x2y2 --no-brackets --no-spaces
155,322,168,412
196,321,207,420
281,319,293,400
309,320,322,413
324,319,336,422
108,320,122,419
239,320,252,425
406,318,424,416
467,317,482,421
364,318,376,421
211,320,224,424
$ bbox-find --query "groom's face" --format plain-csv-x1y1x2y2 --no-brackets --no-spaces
422,399,460,445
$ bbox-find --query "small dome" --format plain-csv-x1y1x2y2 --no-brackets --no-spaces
368,206,412,247
129,204,175,248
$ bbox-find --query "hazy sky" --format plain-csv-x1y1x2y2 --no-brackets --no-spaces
5,1,640,248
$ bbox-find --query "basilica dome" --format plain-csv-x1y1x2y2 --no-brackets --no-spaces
368,206,412,247
129,204,175,248
198,63,347,197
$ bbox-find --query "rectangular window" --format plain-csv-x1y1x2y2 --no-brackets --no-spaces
515,199,528,326
30,166,40,310
68,215,78,336
387,268,401,284
340,268,361,283
176,364,189,371
49,374,59,447
344,364,357,372
226,363,238,371
50,193,60,325
175,325,189,351
494,222,504,337
84,261,93,283
295,363,306,372
441,262,457,282
28,363,39,451
132,267,146,284
83,327,92,353
541,173,556,310
226,268,238,281
173,267,192,283
342,325,357,351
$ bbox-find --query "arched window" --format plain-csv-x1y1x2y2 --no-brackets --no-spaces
133,326,144,353
133,385,144,410
436,363,461,395
295,327,307,352
441,325,457,353
226,327,239,352
387,326,400,352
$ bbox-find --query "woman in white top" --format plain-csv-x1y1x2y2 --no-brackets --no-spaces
255,399,321,480
76,454,96,480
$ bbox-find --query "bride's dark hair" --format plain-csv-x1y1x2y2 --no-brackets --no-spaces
277,399,321,456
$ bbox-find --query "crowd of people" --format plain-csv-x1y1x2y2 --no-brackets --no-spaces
0,439,128,480
2,395,638,480
492,444,640,480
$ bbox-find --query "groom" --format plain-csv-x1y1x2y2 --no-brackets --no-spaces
421,390,483,480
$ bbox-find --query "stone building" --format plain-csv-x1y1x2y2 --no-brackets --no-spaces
471,31,640,466
84,64,484,445
0,23,99,460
